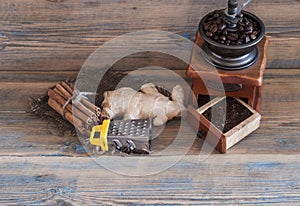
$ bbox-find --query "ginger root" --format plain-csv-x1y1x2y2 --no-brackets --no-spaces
102,83,185,126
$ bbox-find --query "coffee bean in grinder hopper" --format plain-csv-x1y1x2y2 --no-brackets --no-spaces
199,0,266,70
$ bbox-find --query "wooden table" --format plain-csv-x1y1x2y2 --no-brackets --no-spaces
0,0,300,205
1,69,300,205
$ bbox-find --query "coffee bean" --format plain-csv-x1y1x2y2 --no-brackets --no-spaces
244,17,250,25
245,30,253,35
245,25,253,32
245,35,251,43
204,22,211,30
238,25,244,32
227,36,236,41
227,33,239,41
206,31,213,37
207,12,219,21
220,35,226,41
213,36,219,41
202,9,261,46
209,24,218,33
239,34,246,39
216,17,223,24
222,29,228,36
218,23,226,31
250,34,257,40
252,30,258,36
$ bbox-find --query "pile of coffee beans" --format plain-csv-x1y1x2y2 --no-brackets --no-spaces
202,9,261,46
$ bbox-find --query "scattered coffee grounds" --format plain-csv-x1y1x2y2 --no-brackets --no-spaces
202,97,253,133
28,95,75,135
203,9,261,45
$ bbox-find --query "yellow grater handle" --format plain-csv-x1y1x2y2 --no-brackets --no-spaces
89,119,111,151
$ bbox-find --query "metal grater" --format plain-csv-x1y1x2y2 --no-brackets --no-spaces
90,119,152,154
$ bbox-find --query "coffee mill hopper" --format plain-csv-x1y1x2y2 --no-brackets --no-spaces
199,0,266,70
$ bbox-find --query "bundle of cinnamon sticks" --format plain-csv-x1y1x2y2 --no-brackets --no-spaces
47,82,103,135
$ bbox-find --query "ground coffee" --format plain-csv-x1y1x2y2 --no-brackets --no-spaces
202,97,253,133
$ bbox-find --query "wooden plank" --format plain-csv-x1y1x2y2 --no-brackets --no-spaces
0,111,201,156
0,82,56,111
1,69,299,109
0,69,300,156
267,38,300,69
0,71,79,82
0,0,299,71
0,155,299,205
0,69,299,204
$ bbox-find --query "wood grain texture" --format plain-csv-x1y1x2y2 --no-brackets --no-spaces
0,155,299,205
0,0,299,73
1,69,300,156
0,0,300,203
0,69,300,204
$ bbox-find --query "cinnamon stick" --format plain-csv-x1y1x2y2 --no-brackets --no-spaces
81,99,102,116
56,82,96,118
48,98,83,129
61,82,101,116
56,82,102,126
73,106,94,126
74,102,98,123
61,81,102,116
48,89,91,125
61,82,73,94
56,83,71,100
53,87,65,98
48,89,72,112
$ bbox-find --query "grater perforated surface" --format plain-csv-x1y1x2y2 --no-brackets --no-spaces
108,119,152,140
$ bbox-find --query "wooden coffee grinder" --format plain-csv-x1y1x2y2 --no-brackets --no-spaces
186,0,269,153
186,0,269,112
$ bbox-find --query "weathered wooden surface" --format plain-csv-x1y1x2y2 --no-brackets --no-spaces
0,155,299,205
0,0,299,73
1,69,300,154
0,69,300,204
0,0,300,204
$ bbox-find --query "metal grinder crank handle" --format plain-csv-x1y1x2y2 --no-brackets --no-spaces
225,0,251,18
225,0,251,30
